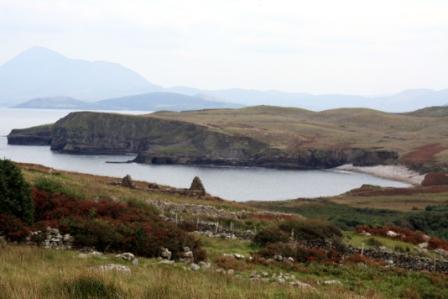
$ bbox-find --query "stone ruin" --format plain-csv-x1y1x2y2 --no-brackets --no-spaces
189,176,206,196
121,174,135,189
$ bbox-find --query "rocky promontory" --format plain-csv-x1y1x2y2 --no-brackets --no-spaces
7,111,399,169
7,124,53,145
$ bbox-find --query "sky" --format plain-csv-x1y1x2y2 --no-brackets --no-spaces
0,0,447,95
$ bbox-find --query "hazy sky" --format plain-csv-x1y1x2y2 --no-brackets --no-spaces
1,0,447,94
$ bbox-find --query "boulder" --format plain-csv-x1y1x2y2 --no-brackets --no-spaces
199,261,211,269
116,252,136,261
160,247,172,260
418,242,428,249
190,263,200,271
234,253,245,260
386,230,399,237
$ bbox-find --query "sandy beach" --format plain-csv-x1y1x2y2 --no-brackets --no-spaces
336,164,426,186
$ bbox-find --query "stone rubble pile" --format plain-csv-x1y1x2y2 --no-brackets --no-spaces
180,246,194,263
27,227,73,249
248,270,315,290
348,246,448,273
98,263,131,274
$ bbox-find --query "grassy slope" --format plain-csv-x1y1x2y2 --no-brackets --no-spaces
405,106,448,118
20,163,247,211
150,106,448,164
6,163,447,298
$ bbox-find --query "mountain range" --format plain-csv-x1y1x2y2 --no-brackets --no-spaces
1,47,448,112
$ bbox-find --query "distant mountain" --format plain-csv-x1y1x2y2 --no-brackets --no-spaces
14,92,242,112
15,96,87,109
2,47,448,112
0,47,161,105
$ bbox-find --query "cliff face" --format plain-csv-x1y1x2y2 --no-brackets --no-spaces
135,147,398,169
49,112,270,160
7,111,399,169
7,124,52,145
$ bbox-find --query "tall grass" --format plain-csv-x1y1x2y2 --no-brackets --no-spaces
34,176,85,199
0,245,354,299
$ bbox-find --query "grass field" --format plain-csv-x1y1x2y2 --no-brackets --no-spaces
1,241,447,299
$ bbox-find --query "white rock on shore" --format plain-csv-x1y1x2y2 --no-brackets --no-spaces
336,164,425,186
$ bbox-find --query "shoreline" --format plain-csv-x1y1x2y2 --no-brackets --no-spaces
336,164,425,186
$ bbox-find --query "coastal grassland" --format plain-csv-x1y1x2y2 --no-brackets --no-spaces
3,162,448,298
1,243,447,299
201,236,448,298
248,185,448,240
151,106,448,161
18,163,249,212
330,192,448,212
247,199,405,229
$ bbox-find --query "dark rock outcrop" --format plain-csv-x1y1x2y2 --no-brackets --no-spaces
7,111,400,170
7,124,52,145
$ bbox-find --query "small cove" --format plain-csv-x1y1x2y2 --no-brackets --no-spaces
0,108,411,201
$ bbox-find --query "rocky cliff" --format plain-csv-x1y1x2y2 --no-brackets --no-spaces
7,124,52,145
7,111,399,169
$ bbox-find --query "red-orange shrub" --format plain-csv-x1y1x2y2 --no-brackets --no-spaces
259,242,330,263
422,173,448,186
0,213,30,241
356,225,426,244
1,189,205,261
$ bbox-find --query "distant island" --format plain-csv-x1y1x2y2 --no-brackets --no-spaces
14,93,242,112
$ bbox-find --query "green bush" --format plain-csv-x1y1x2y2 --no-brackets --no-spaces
278,220,342,242
254,220,342,247
253,226,289,246
408,205,448,240
0,159,33,224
